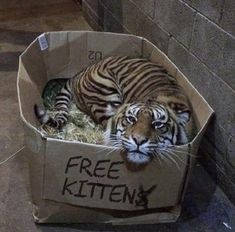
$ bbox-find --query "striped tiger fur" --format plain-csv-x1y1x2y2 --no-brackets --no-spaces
105,100,193,164
35,56,194,164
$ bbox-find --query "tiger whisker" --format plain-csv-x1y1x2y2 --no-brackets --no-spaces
171,153,188,166
155,151,168,166
152,151,162,167
122,141,132,146
105,146,121,156
95,146,112,154
161,151,181,170
107,139,120,143
159,152,171,166
111,143,122,148
95,140,122,153
153,146,196,160
120,139,131,145
166,149,196,157
109,140,123,147
164,149,197,161
105,150,115,157
161,149,188,166
106,138,122,144
153,150,181,170
164,147,197,158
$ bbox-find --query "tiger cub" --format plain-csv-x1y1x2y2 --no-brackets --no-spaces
35,56,194,164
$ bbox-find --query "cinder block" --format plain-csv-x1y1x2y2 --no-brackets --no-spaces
130,0,155,18
207,72,235,138
168,37,235,138
82,1,102,30
83,0,99,12
154,0,196,48
102,5,124,33
99,0,138,34
168,37,212,99
227,136,235,168
183,0,224,23
205,120,231,159
135,13,170,53
200,138,235,204
168,37,235,185
190,13,235,89
200,139,226,175
99,0,122,21
200,138,235,186
221,0,235,37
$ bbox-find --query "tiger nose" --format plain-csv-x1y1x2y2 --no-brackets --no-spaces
132,135,148,145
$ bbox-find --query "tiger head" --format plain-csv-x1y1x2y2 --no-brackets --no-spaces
105,100,193,164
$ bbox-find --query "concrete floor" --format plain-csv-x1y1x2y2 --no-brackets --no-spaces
0,1,235,231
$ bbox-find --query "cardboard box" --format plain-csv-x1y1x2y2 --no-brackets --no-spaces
17,31,213,224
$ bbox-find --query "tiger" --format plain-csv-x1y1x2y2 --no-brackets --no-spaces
35,56,195,164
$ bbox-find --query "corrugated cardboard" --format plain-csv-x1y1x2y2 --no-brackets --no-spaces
17,31,213,224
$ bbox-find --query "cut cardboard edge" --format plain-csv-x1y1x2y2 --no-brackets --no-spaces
17,58,39,135
107,205,181,225
17,31,214,224
32,205,180,225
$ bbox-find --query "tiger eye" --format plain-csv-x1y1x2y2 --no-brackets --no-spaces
110,102,121,108
160,115,166,120
153,121,164,129
127,116,136,124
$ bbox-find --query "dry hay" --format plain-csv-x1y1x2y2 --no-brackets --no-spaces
39,101,104,144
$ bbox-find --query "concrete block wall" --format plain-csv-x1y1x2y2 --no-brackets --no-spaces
82,0,235,204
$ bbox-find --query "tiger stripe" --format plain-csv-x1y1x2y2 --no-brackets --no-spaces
35,56,193,143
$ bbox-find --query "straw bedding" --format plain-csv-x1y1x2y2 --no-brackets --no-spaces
39,79,104,144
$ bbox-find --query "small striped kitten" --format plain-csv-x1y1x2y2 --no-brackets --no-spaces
35,56,194,164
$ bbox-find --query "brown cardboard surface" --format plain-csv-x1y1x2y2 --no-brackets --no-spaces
17,31,214,224
43,139,189,211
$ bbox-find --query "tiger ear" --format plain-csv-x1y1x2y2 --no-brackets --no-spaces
176,110,191,125
169,102,191,125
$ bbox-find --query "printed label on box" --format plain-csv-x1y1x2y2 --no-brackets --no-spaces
38,34,48,51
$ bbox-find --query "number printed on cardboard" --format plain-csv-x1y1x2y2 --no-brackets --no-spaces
88,51,103,61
